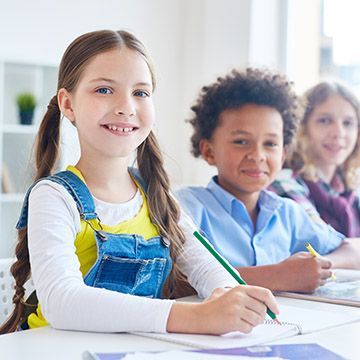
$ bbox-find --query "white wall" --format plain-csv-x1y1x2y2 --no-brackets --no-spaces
285,0,321,93
0,0,319,188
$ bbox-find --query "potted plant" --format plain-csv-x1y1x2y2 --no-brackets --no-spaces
16,92,36,125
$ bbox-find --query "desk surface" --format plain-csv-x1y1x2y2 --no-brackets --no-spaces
1,297,359,360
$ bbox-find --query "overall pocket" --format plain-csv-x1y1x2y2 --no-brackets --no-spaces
92,255,166,298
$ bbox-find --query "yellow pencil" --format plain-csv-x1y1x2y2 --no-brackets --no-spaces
305,242,336,281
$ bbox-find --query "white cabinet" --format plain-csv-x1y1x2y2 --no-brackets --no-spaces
0,61,58,257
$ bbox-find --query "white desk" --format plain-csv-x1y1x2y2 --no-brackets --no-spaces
1,297,359,360
0,327,186,360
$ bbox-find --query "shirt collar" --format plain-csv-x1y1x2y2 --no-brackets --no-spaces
207,176,235,214
207,176,283,215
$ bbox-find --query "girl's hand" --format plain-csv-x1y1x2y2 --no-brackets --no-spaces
202,286,230,302
277,252,333,293
167,285,279,335
196,285,279,334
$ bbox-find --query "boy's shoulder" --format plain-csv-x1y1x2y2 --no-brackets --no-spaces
261,189,311,219
176,185,212,205
177,185,208,196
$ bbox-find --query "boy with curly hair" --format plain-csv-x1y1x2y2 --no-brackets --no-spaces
177,68,360,293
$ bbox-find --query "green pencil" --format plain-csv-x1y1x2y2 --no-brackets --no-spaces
193,230,278,322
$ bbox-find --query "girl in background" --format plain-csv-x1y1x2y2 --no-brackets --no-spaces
0,30,277,335
271,82,360,237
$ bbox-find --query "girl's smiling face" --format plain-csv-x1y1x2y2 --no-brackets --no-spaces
305,95,358,177
59,47,155,160
200,104,285,201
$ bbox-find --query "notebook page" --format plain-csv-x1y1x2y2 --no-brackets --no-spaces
133,322,299,349
276,304,360,334
133,303,360,349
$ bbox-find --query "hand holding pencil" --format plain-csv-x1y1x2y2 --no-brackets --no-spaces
193,231,280,325
305,242,337,281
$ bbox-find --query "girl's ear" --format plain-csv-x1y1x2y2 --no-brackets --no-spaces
199,139,216,165
57,88,75,122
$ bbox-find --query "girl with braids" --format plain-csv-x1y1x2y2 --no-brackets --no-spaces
0,30,278,334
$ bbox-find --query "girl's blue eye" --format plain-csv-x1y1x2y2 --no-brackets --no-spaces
96,88,112,95
134,90,150,98
265,142,278,148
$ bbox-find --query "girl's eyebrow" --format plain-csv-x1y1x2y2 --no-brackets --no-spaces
88,77,152,87
89,77,116,83
315,112,331,116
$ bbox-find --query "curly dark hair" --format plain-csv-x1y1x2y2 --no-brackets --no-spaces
188,68,300,157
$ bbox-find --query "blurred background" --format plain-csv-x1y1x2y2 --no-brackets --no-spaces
0,0,359,256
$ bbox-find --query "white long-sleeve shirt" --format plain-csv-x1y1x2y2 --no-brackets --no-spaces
27,180,238,333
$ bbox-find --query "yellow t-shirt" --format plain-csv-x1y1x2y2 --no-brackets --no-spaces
28,166,159,328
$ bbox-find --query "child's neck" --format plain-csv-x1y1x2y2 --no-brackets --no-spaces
315,164,337,184
75,157,137,203
237,192,260,226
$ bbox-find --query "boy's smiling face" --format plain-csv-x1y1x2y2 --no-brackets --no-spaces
200,104,285,202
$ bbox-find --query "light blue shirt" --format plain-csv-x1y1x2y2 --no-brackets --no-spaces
176,177,345,267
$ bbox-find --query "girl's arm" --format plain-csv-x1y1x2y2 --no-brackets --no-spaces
175,209,239,297
326,238,360,269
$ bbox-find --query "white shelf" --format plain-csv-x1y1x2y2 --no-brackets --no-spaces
2,123,39,134
0,60,58,258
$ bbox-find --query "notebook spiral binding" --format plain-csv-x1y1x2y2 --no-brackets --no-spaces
264,319,303,334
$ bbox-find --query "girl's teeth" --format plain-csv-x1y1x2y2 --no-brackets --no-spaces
106,125,134,132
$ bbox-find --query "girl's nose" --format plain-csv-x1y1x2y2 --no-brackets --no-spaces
115,96,135,118
116,109,135,118
330,120,345,138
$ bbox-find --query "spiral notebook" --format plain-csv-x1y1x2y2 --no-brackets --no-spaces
132,304,360,349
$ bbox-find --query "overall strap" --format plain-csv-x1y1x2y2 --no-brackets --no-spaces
16,171,97,230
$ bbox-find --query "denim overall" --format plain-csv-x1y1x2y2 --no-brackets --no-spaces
17,168,172,299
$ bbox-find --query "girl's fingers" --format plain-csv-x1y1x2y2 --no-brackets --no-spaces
241,306,266,327
236,319,254,334
242,296,267,318
245,286,280,315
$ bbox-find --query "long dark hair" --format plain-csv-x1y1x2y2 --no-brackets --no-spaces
0,29,185,333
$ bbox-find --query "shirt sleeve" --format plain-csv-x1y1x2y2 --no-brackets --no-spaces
28,181,174,333
175,206,238,298
285,198,345,255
